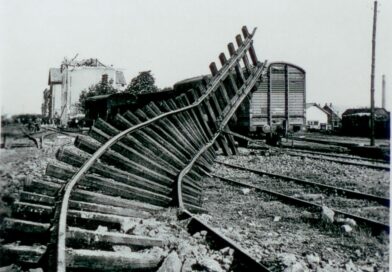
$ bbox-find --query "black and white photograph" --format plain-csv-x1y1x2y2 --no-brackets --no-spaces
0,0,390,271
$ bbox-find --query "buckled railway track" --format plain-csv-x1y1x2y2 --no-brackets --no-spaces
1,26,272,271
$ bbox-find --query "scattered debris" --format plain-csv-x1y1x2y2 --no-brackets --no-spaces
241,188,250,195
341,224,353,233
295,193,324,201
283,261,307,272
321,206,335,223
273,216,281,222
181,258,196,272
198,257,224,272
157,251,182,272
278,253,297,267
336,218,357,227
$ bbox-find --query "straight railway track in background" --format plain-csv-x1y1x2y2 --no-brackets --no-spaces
282,150,390,171
1,26,272,271
280,148,389,164
215,161,389,234
227,132,390,170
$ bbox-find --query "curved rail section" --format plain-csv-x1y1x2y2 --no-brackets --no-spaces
46,26,269,272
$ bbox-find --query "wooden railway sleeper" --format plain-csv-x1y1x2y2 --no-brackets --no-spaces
74,135,174,186
135,106,196,159
55,147,173,197
108,114,204,181
120,111,208,178
171,97,212,152
88,127,176,179
159,100,206,152
91,119,178,177
228,42,246,84
189,89,220,151
177,95,217,162
148,100,215,164
137,103,213,166
123,109,198,162
151,101,213,169
164,99,214,165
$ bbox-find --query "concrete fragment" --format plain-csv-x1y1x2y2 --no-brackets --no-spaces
278,253,297,267
336,218,357,227
344,259,356,271
196,244,208,256
345,219,357,227
112,245,133,253
306,253,320,264
358,265,374,272
199,257,224,272
241,188,250,195
219,247,234,256
297,193,324,201
273,216,281,222
193,232,201,239
96,225,108,233
157,251,181,272
148,229,156,237
283,262,307,272
341,224,353,233
181,258,196,272
28,269,43,272
177,241,194,260
321,206,334,223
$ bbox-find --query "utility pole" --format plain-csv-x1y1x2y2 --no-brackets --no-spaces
382,75,386,109
370,0,378,146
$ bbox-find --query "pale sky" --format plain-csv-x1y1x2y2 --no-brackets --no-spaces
1,0,391,115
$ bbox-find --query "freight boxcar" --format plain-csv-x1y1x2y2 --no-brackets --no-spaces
244,62,306,135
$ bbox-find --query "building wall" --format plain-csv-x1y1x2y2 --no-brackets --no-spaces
59,67,125,124
306,106,328,130
63,67,117,114
51,84,62,118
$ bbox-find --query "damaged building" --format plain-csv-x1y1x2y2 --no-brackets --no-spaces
42,58,126,125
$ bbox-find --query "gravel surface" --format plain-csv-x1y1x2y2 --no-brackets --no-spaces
201,176,388,271
200,147,389,271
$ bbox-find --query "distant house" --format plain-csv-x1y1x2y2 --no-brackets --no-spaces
323,103,341,130
341,108,390,138
306,103,329,130
42,58,127,125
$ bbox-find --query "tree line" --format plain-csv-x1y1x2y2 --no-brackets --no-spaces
78,71,169,112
